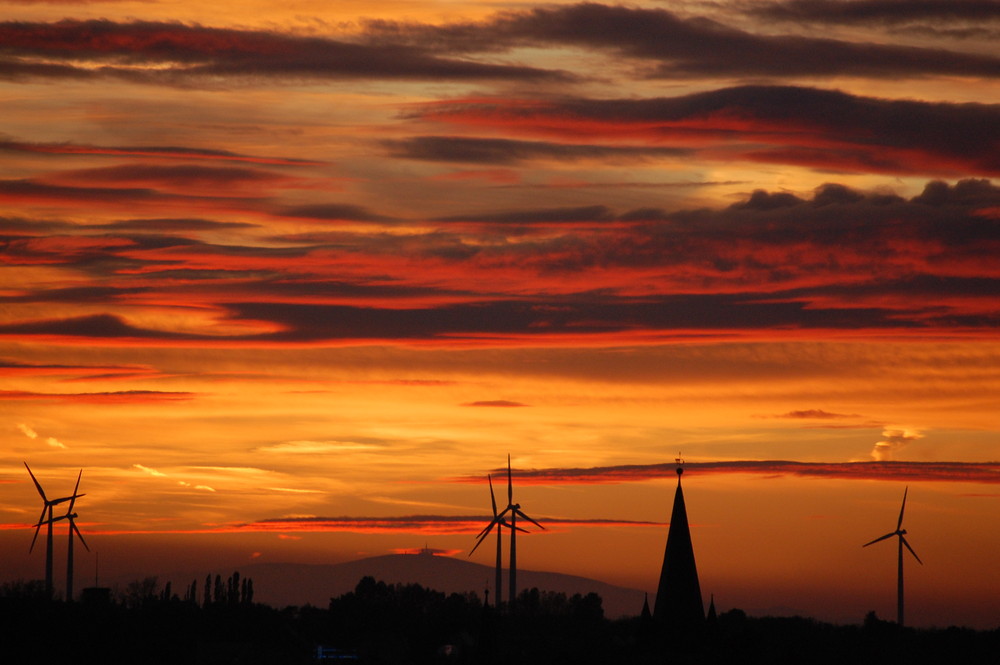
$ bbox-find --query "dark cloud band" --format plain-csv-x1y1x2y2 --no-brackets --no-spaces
476,460,1000,485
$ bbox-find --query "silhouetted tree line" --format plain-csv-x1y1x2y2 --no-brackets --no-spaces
0,573,285,665
118,571,254,609
311,576,605,663
2,577,999,664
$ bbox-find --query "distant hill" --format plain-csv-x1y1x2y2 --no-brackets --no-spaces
176,552,647,619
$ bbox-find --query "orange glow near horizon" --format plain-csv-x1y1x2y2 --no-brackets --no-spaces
2,0,999,631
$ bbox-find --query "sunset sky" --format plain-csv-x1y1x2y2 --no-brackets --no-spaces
2,0,999,629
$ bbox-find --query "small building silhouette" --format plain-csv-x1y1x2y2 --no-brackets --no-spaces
653,460,704,633
80,586,112,605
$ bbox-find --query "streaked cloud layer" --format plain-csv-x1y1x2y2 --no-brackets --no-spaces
242,515,662,534
3,178,997,344
490,460,1000,485
1,0,998,628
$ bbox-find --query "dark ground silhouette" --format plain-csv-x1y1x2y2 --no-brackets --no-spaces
1,575,997,664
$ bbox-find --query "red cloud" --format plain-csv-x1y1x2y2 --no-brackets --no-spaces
413,87,1000,177
2,176,997,347
0,19,561,84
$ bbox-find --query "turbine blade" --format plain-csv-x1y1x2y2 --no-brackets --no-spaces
34,513,68,528
515,508,545,530
475,517,499,541
29,508,45,552
862,532,895,548
897,486,908,531
68,470,83,512
71,519,90,552
470,522,498,556
507,454,513,505
50,493,85,507
901,536,922,565
476,508,509,539
499,517,526,532
488,474,497,518
24,462,48,502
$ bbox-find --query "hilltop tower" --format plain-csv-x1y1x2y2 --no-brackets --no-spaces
653,457,704,632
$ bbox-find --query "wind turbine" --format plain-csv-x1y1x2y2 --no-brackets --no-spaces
863,486,923,627
25,463,85,597
470,473,525,608
48,471,90,601
472,456,544,607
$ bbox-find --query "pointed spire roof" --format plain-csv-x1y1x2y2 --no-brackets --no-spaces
653,460,704,630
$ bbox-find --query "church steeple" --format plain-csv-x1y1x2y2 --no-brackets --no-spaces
653,455,705,631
